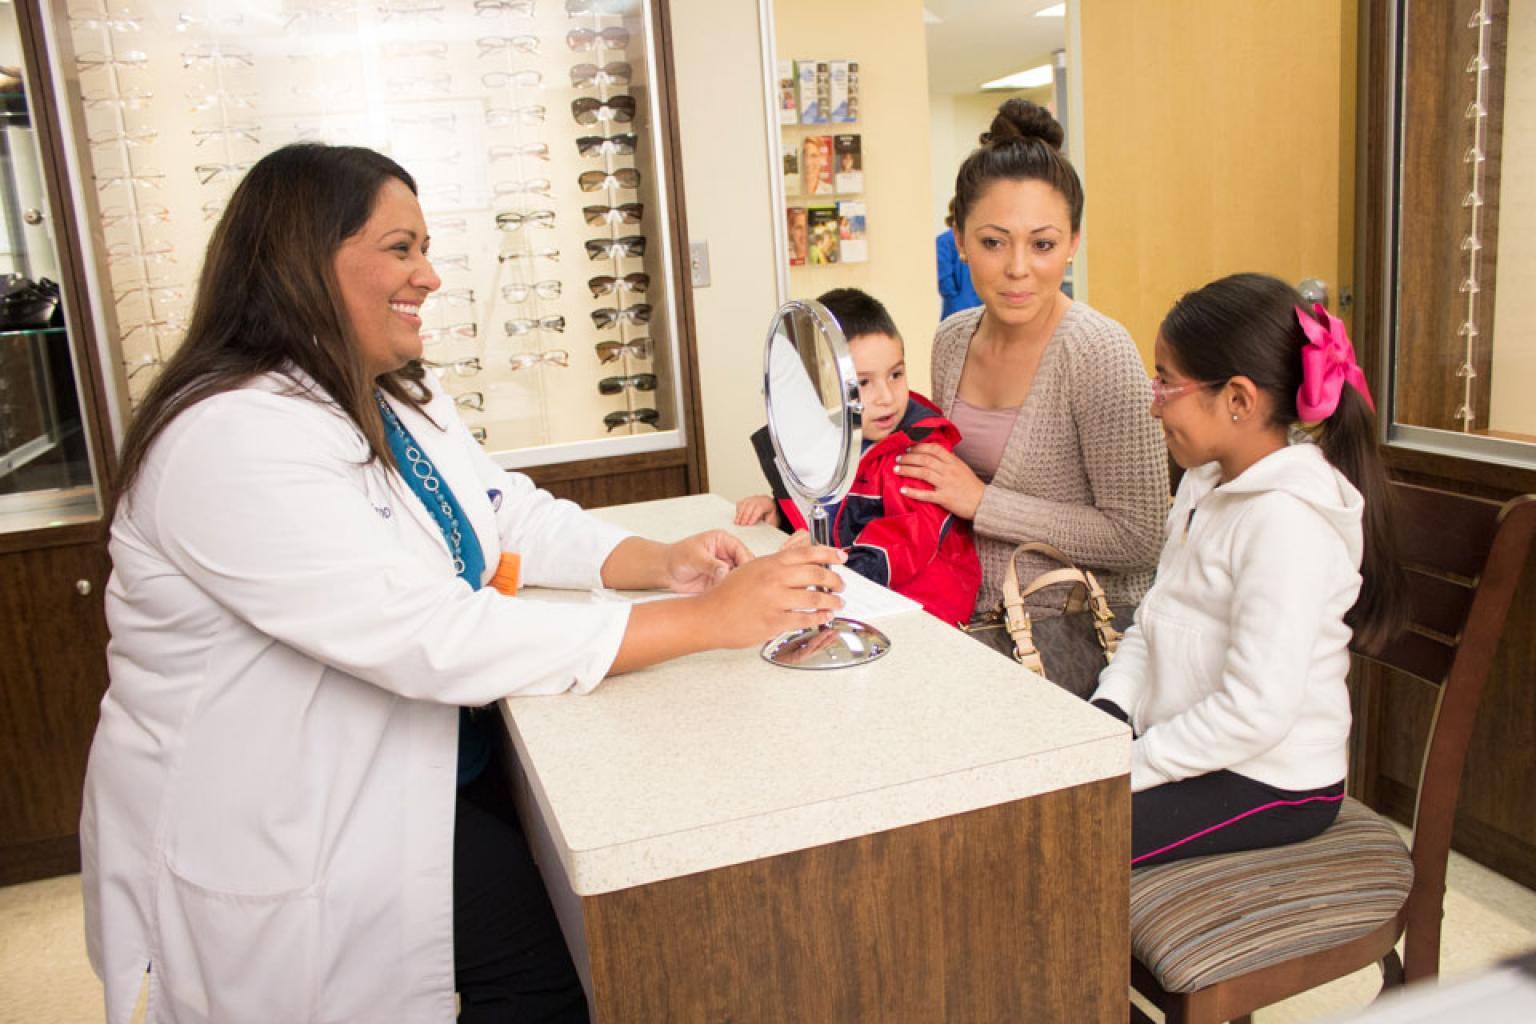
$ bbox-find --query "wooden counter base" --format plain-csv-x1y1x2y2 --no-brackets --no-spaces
555,776,1128,1023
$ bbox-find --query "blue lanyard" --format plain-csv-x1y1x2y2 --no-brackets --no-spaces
375,392,486,587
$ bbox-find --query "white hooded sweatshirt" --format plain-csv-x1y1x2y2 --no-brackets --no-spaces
1092,443,1363,793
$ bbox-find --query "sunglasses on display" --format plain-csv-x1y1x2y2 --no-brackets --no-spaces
571,95,637,125
590,304,652,329
481,69,543,89
581,203,643,226
496,210,557,231
566,26,629,51
584,235,645,260
505,316,566,336
569,62,632,88
501,280,563,302
597,372,657,395
594,338,652,363
577,168,641,192
603,407,660,431
576,133,638,158
587,272,649,297
508,349,571,370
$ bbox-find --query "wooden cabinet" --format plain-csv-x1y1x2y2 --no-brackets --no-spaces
0,538,111,885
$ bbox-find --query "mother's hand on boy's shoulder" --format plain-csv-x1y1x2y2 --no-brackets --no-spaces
893,444,985,521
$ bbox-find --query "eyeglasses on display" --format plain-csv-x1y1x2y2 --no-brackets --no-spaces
565,0,631,15
496,210,557,231
566,26,629,51
477,35,540,57
454,391,486,411
584,235,645,260
187,89,257,112
392,111,456,133
422,323,478,343
475,0,536,15
587,272,649,297
76,50,149,70
594,338,653,363
577,168,641,192
425,287,476,307
191,124,262,146
195,162,254,185
469,425,489,444
181,44,254,68
590,303,652,329
120,317,188,340
505,316,566,335
89,129,159,149
481,70,543,90
387,73,453,97
603,407,660,431
569,62,632,88
490,142,551,162
501,280,563,302
384,41,449,61
485,105,546,127
378,0,446,21
97,172,165,192
509,349,571,370
575,133,637,158
598,372,658,395
84,90,154,111
499,248,560,264
100,205,171,229
443,357,483,377
492,178,553,199
106,241,176,266
571,95,637,125
582,203,643,226
433,253,472,272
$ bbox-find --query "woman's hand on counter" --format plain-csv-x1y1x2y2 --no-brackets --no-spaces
660,530,754,593
893,443,985,520
609,542,847,673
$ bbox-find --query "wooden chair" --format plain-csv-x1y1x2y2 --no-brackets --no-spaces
1126,482,1536,1024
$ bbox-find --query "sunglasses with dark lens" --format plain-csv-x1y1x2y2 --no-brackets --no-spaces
505,315,567,335
569,62,632,88
584,235,646,260
576,133,638,158
571,95,637,125
604,407,660,431
567,26,629,51
598,372,658,395
577,168,642,192
582,202,644,226
591,303,653,329
587,272,650,297
496,210,557,231
595,338,653,363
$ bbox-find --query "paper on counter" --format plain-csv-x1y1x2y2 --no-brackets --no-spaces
589,564,923,622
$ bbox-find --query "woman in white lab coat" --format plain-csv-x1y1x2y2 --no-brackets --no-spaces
81,144,845,1024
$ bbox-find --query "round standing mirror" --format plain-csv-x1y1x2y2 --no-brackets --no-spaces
759,299,891,669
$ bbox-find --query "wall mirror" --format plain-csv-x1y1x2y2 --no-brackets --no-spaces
759,298,889,670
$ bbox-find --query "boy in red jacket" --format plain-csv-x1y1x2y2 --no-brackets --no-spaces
736,288,981,625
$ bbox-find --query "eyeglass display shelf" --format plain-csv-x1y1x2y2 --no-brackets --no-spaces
0,325,66,341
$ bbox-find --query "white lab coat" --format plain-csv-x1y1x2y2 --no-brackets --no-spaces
81,368,634,1023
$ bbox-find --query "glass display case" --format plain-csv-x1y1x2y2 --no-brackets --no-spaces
0,5,102,536
1385,0,1535,468
46,0,696,473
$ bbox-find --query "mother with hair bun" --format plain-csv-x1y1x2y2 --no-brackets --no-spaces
895,99,1167,621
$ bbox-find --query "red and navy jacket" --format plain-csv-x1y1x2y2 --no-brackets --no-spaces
750,391,982,626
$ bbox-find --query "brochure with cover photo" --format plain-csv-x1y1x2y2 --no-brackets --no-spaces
834,134,862,193
786,207,808,267
837,201,867,263
799,135,834,196
807,205,839,264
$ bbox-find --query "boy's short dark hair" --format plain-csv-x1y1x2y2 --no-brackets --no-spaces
816,287,900,343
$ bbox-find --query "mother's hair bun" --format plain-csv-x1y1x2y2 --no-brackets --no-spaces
980,98,1064,151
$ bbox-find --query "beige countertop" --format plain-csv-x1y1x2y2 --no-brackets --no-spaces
500,493,1129,896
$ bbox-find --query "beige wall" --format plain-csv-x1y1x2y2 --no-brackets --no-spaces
1488,0,1536,437
1078,0,1354,366
669,0,781,501
928,86,1053,235
775,0,939,394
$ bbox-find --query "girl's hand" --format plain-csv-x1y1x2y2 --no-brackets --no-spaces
661,530,754,593
696,542,846,648
734,495,780,527
893,443,986,519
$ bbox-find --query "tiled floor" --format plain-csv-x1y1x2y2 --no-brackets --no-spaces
2,845,1534,1024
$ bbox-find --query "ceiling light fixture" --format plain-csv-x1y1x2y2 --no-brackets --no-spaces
980,64,1054,91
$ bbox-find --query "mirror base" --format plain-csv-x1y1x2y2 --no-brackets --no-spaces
760,617,892,670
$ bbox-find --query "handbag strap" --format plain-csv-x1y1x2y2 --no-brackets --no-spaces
1001,542,1124,674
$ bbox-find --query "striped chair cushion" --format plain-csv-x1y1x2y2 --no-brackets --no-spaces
1130,797,1414,993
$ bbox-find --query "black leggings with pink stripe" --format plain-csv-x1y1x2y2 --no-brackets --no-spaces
1131,770,1345,868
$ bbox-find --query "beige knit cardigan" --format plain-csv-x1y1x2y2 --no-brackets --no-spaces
931,303,1169,614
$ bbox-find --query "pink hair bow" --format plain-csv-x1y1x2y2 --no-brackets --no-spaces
1295,303,1375,421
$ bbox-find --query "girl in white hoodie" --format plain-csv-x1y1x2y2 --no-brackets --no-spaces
1091,273,1406,867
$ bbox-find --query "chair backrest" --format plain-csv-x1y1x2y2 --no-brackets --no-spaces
1353,481,1536,980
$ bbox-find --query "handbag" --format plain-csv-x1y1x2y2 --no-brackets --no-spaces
962,542,1134,700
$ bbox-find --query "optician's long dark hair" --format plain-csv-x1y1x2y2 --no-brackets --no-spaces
114,143,430,507
1160,273,1407,653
